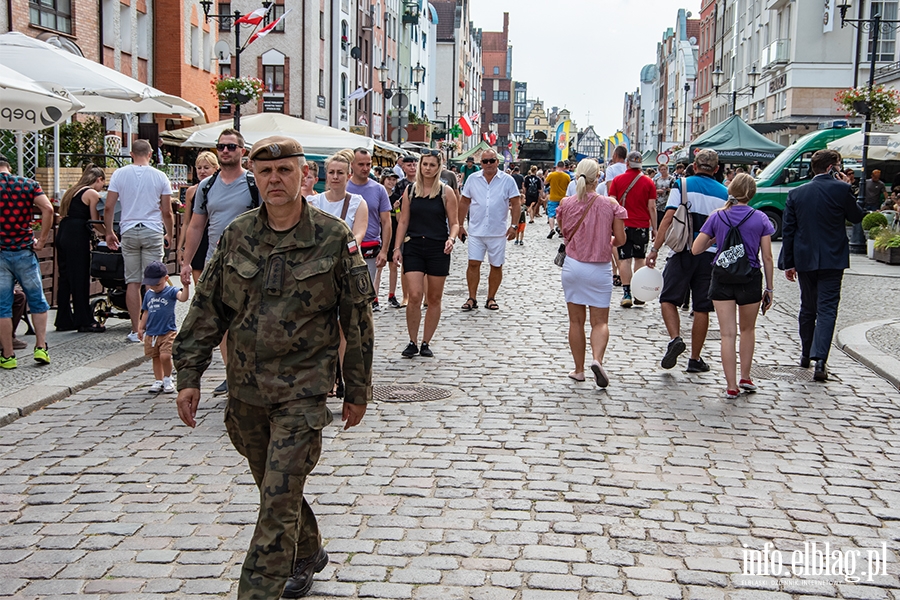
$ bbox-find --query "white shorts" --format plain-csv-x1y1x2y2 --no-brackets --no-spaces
468,235,507,267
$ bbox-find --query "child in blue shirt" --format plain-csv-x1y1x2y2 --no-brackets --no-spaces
138,261,190,393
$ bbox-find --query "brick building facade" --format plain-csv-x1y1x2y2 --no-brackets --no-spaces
480,12,511,151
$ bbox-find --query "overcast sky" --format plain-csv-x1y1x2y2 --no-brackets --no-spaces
469,0,702,138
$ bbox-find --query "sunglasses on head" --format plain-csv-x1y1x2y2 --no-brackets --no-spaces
421,149,441,158
481,158,497,164
216,143,240,151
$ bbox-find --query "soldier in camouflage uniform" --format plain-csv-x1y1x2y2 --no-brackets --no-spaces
173,136,375,599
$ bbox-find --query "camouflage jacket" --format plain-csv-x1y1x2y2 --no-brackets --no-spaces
174,200,375,406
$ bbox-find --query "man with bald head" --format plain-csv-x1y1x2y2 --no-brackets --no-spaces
458,149,522,311
174,136,374,599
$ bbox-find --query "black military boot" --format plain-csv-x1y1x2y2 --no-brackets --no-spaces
282,547,328,598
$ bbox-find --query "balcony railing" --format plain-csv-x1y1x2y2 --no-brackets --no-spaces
875,60,900,83
762,39,790,70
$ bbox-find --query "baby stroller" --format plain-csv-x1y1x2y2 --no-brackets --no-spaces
88,221,130,326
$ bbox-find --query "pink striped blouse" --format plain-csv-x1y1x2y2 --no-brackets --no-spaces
557,193,627,263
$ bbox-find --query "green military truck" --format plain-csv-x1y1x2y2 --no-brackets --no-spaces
751,124,858,239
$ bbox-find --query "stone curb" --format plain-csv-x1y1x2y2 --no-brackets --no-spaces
0,348,149,427
835,319,900,390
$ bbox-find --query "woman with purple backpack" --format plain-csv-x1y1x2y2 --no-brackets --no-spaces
691,173,775,400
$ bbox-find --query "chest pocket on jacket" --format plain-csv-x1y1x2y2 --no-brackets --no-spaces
290,257,337,313
223,255,261,312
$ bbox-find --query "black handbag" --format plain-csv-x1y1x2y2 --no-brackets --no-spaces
91,249,124,280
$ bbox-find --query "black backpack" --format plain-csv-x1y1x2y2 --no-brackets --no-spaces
200,170,260,212
712,209,756,284
526,176,541,197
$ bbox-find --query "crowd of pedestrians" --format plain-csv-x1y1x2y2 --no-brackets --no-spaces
0,127,874,600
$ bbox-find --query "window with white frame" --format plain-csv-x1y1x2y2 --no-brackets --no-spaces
868,1,898,61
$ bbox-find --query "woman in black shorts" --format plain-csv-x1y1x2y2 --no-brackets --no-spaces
392,151,459,358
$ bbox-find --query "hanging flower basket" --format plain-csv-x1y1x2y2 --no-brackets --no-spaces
835,85,900,124
214,76,265,106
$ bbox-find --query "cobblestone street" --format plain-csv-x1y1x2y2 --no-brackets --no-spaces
1,234,899,600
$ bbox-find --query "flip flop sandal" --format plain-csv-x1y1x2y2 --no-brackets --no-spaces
568,371,585,382
613,275,622,287
485,298,499,310
462,298,478,310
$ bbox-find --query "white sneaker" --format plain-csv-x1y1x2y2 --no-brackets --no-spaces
162,379,176,394
148,380,163,393
126,332,140,343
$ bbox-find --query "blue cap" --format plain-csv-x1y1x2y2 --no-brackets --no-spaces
142,261,168,285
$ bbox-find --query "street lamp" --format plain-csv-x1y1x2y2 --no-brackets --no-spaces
682,82,691,148
837,0,900,253
693,103,704,136
377,61,427,144
432,97,454,162
199,0,272,131
712,64,759,117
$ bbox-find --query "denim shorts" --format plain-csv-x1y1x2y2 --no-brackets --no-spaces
0,249,50,318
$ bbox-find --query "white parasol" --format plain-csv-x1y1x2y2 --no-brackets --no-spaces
0,63,84,131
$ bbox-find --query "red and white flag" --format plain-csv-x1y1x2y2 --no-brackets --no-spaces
458,113,474,137
235,7,268,25
247,9,291,45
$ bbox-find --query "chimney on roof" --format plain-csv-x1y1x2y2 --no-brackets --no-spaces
503,12,509,35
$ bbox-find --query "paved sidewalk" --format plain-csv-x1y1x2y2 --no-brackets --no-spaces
1,234,900,599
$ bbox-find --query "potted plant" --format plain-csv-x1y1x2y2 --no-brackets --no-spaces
862,211,889,258
873,227,900,264
835,84,900,124
213,76,265,107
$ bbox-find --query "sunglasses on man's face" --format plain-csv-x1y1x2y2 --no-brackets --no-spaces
216,143,240,152
481,158,498,164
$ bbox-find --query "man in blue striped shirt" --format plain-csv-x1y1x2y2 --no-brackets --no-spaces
647,149,728,373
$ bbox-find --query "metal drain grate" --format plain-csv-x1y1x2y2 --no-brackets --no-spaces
373,385,453,403
681,329,721,340
749,365,815,382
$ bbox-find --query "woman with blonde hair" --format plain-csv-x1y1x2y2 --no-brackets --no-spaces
55,164,107,332
307,150,368,245
692,172,775,399
393,150,459,358
556,159,627,387
178,151,219,283
307,150,369,398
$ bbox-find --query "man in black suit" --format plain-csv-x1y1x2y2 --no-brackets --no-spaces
779,149,864,381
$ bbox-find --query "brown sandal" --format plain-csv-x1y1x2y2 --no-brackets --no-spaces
461,298,478,310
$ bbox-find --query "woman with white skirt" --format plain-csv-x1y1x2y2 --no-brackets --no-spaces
557,159,627,387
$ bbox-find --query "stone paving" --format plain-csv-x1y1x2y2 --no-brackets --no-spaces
1,232,900,599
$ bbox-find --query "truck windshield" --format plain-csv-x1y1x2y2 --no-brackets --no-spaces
758,139,803,181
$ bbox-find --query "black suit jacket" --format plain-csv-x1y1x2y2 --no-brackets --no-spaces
778,174,864,272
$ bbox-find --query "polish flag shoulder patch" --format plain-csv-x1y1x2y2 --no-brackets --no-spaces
348,240,359,255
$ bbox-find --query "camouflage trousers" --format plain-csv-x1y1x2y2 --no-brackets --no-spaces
224,395,333,600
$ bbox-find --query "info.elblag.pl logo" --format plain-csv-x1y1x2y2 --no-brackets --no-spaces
742,541,889,584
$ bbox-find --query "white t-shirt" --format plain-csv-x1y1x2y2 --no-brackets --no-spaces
605,162,627,182
566,179,608,197
461,170,521,237
108,164,172,234
308,192,366,231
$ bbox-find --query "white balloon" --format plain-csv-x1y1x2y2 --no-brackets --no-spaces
632,267,663,302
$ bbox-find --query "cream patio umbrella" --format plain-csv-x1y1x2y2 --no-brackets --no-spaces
0,63,83,131
827,130,900,162
0,32,205,121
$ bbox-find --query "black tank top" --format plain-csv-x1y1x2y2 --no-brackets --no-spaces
66,188,92,220
407,184,448,241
